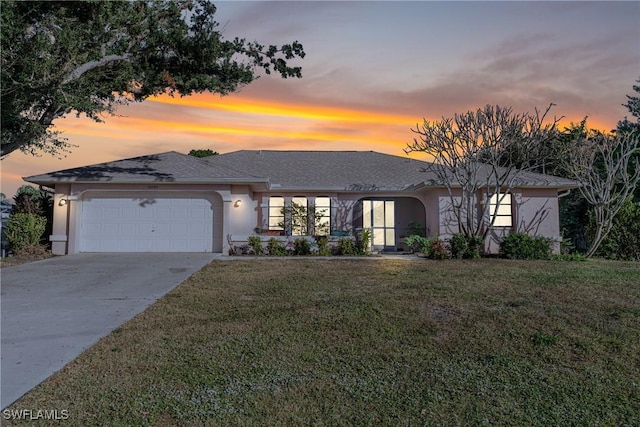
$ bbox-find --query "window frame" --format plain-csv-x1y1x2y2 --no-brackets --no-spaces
268,196,285,231
488,192,513,228
290,196,308,236
313,196,331,236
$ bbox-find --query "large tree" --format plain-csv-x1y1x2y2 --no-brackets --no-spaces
560,124,639,257
405,104,560,244
1,0,305,158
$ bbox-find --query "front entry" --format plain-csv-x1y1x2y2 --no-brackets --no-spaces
362,200,395,252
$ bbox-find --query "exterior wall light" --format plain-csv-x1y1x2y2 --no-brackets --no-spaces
234,200,242,208
59,195,78,206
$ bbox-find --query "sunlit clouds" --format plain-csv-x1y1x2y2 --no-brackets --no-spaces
1,1,638,197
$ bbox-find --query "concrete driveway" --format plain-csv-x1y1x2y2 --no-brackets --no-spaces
1,253,216,409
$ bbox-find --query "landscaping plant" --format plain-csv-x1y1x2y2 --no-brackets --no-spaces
449,233,482,259
266,238,287,256
4,212,47,255
247,235,263,255
501,233,553,260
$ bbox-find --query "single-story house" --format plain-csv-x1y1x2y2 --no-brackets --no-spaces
24,150,577,255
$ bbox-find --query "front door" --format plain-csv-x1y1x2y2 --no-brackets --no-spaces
362,200,395,251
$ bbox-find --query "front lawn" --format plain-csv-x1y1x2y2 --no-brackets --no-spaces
6,259,640,426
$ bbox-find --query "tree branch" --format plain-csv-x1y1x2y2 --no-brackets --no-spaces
62,54,131,84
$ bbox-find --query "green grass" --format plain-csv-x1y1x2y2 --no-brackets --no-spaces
6,259,640,426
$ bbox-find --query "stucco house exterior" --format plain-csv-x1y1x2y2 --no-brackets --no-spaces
24,150,577,255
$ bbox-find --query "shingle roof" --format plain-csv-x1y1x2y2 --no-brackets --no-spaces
204,150,438,191
24,151,267,186
24,149,578,191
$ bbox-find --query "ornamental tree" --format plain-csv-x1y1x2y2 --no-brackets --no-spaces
1,0,305,157
560,123,640,257
405,104,560,243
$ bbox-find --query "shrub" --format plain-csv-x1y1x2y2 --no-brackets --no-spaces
316,236,331,256
355,228,371,255
404,235,431,254
449,233,482,259
590,197,640,261
293,238,311,255
427,237,450,260
5,213,47,255
501,233,552,260
266,238,287,256
337,237,355,255
247,235,263,255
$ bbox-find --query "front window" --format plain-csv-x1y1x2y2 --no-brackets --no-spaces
267,196,332,235
314,197,331,236
268,196,285,230
489,193,512,227
291,196,308,235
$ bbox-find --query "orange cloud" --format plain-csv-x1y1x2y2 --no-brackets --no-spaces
148,93,417,126
52,94,416,156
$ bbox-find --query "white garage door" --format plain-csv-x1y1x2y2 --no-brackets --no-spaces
79,193,213,252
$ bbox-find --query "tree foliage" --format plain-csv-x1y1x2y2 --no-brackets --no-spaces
1,0,305,157
405,104,560,242
12,185,51,216
188,148,219,158
617,78,640,136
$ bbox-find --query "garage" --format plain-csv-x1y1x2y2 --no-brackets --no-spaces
78,192,215,252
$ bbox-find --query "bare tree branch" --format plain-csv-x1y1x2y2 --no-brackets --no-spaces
562,129,640,256
405,104,560,248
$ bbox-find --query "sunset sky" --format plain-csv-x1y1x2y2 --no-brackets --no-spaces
2,1,639,197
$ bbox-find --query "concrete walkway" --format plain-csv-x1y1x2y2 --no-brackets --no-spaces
1,253,215,409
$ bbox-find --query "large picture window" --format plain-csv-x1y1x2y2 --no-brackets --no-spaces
267,196,332,235
489,193,513,227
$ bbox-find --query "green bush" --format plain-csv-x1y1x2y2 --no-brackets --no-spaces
266,238,287,256
449,233,482,259
427,237,450,260
247,235,263,255
355,228,371,255
315,236,331,256
337,237,355,255
294,238,311,255
404,235,431,254
501,233,552,260
5,213,47,255
590,197,640,261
